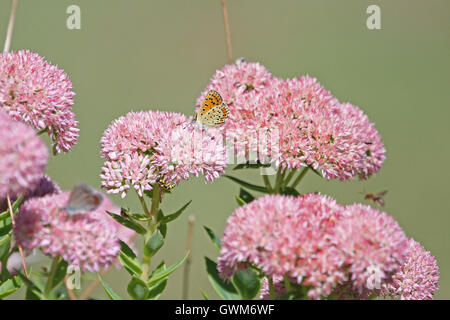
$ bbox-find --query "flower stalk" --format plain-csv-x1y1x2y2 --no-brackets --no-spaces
44,255,61,299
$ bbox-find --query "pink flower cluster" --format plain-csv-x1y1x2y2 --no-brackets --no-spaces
0,50,79,154
217,194,437,300
101,110,227,198
0,109,48,199
197,60,385,180
15,191,123,273
382,239,439,300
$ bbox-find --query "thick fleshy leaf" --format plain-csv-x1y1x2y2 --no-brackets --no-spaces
200,289,210,300
280,186,300,196
51,259,69,291
203,226,221,251
147,278,167,300
118,240,142,276
144,230,164,257
0,276,22,299
205,257,239,300
127,277,149,300
99,276,122,300
17,272,43,300
159,200,192,225
0,235,11,260
121,208,151,222
233,161,271,170
224,175,268,193
235,196,246,206
0,195,23,222
232,269,261,300
147,262,167,300
239,188,255,203
157,210,167,238
147,252,189,286
106,211,146,234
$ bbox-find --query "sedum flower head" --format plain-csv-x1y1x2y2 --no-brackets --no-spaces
335,204,409,293
0,110,48,199
197,61,385,181
382,239,439,300
217,193,347,299
0,50,79,154
100,110,227,198
15,192,121,273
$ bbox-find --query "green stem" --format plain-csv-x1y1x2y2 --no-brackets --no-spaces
150,184,161,218
283,274,292,293
283,170,296,186
44,255,61,299
138,193,151,218
262,175,273,193
268,277,275,300
273,168,283,193
140,184,161,281
291,167,309,189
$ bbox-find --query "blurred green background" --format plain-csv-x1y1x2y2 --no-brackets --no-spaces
1,0,449,299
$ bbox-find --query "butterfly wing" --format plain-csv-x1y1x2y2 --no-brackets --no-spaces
197,90,229,126
64,183,103,215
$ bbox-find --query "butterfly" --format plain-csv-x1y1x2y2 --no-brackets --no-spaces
196,90,229,126
63,183,103,215
156,177,176,192
363,190,388,207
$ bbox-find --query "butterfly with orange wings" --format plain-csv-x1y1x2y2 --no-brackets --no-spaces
196,90,229,126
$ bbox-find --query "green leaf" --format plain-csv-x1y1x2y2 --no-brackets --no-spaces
203,226,221,251
224,175,268,193
0,222,12,238
127,277,149,300
17,272,43,300
159,200,192,225
52,259,69,291
235,196,246,206
233,161,271,170
200,289,210,300
0,195,23,221
239,188,255,203
147,262,167,300
205,257,239,300
147,278,167,300
157,210,167,238
148,252,189,286
0,235,11,260
144,230,164,257
118,240,142,276
106,211,146,234
99,276,122,300
121,208,152,222
232,269,261,300
0,276,22,299
280,186,300,196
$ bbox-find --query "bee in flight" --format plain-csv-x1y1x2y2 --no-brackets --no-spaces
196,90,229,126
363,190,388,207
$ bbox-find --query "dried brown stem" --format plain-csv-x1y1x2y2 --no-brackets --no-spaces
3,0,18,52
182,215,195,299
220,0,233,63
